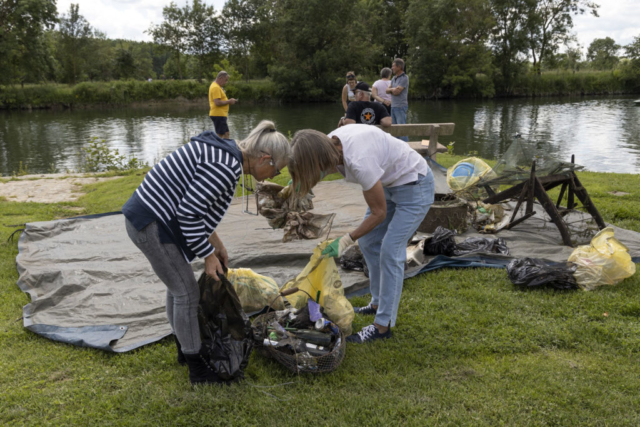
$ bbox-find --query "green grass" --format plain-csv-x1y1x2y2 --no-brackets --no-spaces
2,156,640,425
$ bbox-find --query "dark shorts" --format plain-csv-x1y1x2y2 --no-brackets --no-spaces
210,116,229,136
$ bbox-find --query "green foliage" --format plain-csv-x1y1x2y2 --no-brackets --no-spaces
0,0,58,86
406,0,496,98
11,161,29,177
81,137,146,172
212,59,242,82
57,3,94,84
267,0,378,101
587,37,620,70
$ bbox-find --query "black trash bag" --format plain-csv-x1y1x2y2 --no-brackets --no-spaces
197,272,254,383
423,226,457,256
453,237,510,256
340,245,369,277
506,258,578,290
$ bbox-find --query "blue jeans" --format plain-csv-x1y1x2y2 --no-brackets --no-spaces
125,219,202,354
391,105,409,142
359,170,435,328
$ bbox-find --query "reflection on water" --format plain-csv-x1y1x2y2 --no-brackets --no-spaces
1,96,639,175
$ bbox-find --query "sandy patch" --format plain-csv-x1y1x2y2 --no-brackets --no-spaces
608,191,630,197
0,173,121,203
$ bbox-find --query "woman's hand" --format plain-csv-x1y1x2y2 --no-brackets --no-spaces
204,253,225,281
207,231,229,272
215,245,229,269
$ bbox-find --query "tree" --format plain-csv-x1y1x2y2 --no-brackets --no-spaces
523,0,599,75
184,0,222,81
223,0,260,80
624,35,640,62
84,31,114,81
148,0,222,81
57,3,94,84
0,0,58,86
587,37,620,69
147,2,188,79
406,0,496,98
362,0,410,71
489,0,532,94
267,0,377,101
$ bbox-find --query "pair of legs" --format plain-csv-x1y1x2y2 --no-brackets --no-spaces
125,219,201,354
390,105,409,142
358,170,435,330
210,116,230,139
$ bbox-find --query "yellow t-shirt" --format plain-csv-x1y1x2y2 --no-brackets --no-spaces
208,81,229,117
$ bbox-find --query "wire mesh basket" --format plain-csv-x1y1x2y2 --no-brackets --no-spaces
252,311,346,374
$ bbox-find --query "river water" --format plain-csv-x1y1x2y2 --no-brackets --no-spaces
1,95,639,176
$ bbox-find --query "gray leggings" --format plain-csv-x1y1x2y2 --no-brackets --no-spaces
125,219,201,354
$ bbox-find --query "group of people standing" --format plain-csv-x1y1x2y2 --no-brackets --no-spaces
123,58,433,385
341,58,410,142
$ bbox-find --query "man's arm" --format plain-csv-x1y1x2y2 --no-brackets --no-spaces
214,98,237,106
386,85,405,96
380,116,392,127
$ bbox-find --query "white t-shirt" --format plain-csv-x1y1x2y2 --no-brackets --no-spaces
328,124,428,191
372,79,392,103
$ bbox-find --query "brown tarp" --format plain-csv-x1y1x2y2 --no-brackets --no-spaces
16,180,640,352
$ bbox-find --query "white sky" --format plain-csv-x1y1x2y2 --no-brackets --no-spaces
58,0,640,50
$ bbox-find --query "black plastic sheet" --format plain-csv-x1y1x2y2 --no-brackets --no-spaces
453,237,510,256
423,226,458,256
197,273,254,383
423,226,509,257
506,258,578,290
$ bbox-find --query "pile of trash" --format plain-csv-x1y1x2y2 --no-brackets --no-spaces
506,227,636,291
253,298,345,373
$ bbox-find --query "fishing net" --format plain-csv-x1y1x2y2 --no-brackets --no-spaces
476,138,584,191
255,182,335,242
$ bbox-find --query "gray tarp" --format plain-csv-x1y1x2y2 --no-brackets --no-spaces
16,179,640,352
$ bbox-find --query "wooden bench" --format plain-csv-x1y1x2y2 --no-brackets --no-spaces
377,123,455,161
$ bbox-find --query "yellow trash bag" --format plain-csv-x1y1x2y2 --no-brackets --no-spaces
568,227,636,291
226,268,285,313
280,242,354,335
447,157,497,192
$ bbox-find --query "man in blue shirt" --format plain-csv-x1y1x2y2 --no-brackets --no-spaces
386,58,409,142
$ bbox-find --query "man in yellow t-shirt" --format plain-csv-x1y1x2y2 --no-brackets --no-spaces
208,71,238,138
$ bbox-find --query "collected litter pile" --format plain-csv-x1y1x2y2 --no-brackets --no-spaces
252,299,346,374
506,227,635,291
255,182,335,242
216,242,352,374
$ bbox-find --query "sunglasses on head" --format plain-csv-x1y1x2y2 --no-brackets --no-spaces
346,75,355,80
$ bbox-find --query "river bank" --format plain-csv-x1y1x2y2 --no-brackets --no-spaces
1,71,638,110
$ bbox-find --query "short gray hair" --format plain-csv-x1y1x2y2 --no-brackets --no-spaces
393,58,405,71
238,120,290,165
381,67,392,79
216,71,229,79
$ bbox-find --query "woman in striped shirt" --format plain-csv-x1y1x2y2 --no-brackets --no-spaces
123,120,289,385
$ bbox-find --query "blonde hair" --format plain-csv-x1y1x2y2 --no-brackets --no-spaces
238,120,290,164
289,129,341,196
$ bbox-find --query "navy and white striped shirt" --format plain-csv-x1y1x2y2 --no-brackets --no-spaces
131,139,241,262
